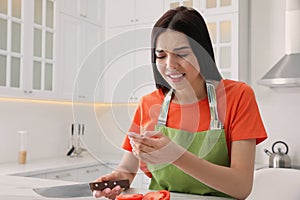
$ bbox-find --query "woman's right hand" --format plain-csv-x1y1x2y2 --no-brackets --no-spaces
92,171,132,200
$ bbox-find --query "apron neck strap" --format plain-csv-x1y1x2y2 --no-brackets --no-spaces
157,81,223,130
157,88,173,126
206,80,223,130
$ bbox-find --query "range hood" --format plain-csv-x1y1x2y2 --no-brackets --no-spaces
258,0,300,87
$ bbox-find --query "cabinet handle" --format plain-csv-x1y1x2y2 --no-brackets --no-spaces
55,173,71,179
130,19,134,22
135,19,138,22
24,90,33,94
86,168,99,173
80,14,87,18
78,95,86,98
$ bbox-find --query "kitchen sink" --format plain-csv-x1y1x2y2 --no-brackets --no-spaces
247,168,300,200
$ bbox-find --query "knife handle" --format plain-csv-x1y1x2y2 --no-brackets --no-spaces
89,179,129,191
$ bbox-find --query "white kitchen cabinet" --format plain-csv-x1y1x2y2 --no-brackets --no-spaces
0,0,103,101
76,164,109,182
57,11,103,101
58,0,103,26
205,13,239,80
164,0,248,82
26,168,77,181
106,0,164,28
201,0,249,81
164,0,201,12
27,164,110,182
45,168,77,181
21,161,149,188
102,0,162,103
199,0,238,14
102,24,155,103
0,0,58,99
28,173,46,179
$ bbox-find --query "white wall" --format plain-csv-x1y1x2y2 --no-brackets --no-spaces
0,98,136,164
250,0,300,166
0,99,73,163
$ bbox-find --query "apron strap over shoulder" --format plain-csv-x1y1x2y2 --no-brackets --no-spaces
206,80,223,130
157,89,173,126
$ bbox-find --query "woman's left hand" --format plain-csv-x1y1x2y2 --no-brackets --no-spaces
128,131,185,165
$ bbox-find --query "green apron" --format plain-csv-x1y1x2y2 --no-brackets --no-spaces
147,80,231,198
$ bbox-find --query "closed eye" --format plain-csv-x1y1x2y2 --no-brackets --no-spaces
156,55,166,59
155,50,166,59
177,53,188,58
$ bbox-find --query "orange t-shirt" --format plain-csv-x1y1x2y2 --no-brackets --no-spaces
122,79,267,157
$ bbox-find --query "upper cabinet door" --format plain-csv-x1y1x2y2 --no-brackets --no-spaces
199,0,238,14
164,0,201,12
59,0,103,26
106,0,135,27
106,0,164,28
58,0,78,16
135,0,164,25
78,0,103,25
0,0,58,99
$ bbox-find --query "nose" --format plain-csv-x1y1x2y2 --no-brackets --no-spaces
166,54,178,71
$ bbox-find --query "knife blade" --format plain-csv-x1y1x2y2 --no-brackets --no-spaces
33,183,92,198
33,179,129,198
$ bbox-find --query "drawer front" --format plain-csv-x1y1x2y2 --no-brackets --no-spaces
45,169,77,181
76,165,110,182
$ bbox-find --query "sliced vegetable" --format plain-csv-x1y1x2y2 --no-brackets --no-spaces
116,193,143,200
143,190,170,200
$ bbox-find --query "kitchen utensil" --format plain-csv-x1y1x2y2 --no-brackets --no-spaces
66,124,75,156
264,141,291,168
82,124,85,135
33,179,129,198
33,183,92,198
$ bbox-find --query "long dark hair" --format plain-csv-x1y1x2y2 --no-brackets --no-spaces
151,6,222,94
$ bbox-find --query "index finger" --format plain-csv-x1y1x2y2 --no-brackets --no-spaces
127,132,144,138
143,131,160,138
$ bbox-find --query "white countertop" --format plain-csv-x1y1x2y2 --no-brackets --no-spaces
0,174,89,200
0,152,122,176
0,175,230,200
0,152,231,199
0,153,271,199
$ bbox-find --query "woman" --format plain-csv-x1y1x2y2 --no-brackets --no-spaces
94,6,267,200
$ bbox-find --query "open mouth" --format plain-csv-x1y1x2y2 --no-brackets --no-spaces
166,73,185,82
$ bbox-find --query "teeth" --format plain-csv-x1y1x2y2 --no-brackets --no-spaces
169,74,183,78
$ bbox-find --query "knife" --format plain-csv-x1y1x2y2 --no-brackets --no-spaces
33,179,130,198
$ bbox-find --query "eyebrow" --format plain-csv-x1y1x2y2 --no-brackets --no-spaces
155,46,190,53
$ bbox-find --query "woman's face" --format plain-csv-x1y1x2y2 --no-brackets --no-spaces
155,30,202,93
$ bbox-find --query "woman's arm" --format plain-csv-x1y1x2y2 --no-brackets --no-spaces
93,151,139,199
116,150,140,180
173,139,256,200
